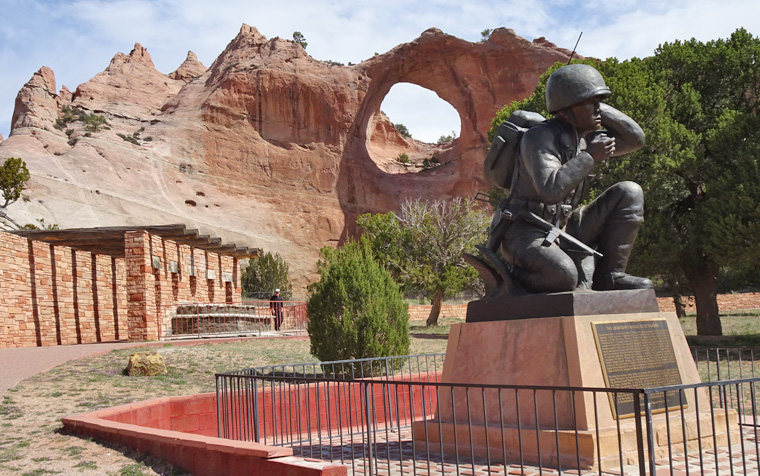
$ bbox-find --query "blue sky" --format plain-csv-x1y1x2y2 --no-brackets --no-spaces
1,0,759,142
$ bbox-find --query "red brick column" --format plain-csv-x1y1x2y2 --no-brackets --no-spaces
55,246,78,345
220,255,240,304
31,241,58,346
0,233,32,348
126,231,159,341
114,257,128,340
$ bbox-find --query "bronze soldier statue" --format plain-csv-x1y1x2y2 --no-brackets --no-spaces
483,64,652,294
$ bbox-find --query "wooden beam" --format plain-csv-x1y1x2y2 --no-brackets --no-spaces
230,248,260,259
9,224,257,259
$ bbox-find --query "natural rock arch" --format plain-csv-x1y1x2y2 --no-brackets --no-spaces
338,27,574,228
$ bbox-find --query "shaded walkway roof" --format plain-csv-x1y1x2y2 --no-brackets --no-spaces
10,224,259,259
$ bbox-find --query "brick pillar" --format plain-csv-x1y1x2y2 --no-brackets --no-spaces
220,255,242,304
125,231,159,341
114,257,128,340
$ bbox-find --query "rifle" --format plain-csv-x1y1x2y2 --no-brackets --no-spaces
517,210,602,258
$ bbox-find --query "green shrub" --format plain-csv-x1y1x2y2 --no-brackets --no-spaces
397,152,410,164
83,114,108,132
307,238,410,375
422,156,440,169
393,123,412,139
241,251,293,300
0,157,30,209
118,133,140,145
292,31,308,49
436,130,457,144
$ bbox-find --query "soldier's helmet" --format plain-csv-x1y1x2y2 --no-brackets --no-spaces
545,64,611,113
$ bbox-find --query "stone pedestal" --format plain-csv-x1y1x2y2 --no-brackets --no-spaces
413,307,739,470
466,288,659,322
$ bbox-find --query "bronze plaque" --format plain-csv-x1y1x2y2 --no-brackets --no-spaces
592,319,684,418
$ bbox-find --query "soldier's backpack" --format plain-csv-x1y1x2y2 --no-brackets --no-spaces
484,110,546,189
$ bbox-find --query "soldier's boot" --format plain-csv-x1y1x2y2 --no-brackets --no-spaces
592,222,653,291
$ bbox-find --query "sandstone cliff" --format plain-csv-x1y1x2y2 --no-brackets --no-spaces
0,25,573,292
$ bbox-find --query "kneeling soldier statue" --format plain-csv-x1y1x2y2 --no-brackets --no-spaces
481,64,652,295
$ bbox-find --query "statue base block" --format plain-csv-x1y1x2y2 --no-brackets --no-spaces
412,409,737,470
412,311,739,470
466,289,659,322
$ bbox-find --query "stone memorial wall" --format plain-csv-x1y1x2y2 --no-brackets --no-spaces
0,229,241,348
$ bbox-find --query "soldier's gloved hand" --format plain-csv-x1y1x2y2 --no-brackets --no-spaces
586,131,616,163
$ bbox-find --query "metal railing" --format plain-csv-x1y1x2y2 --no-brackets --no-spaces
167,300,307,339
692,346,760,381
216,351,760,475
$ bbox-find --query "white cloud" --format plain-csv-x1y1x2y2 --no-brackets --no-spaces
1,0,759,140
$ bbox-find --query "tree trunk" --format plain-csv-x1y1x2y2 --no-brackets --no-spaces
683,259,722,336
0,209,21,229
666,275,686,318
672,294,686,319
426,290,445,327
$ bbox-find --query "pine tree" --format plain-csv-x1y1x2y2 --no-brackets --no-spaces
307,238,410,374
241,251,293,300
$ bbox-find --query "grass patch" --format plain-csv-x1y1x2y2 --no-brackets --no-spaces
114,463,152,476
61,445,84,457
409,316,463,335
679,311,760,337
74,460,97,470
0,397,22,420
0,446,22,463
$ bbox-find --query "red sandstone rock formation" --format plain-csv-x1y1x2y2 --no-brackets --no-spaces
169,51,207,82
0,24,574,291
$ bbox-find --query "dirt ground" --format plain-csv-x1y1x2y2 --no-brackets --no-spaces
0,336,449,476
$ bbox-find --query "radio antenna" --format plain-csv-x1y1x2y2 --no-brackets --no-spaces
567,32,583,64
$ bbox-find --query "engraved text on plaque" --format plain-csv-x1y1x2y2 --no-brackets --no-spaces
592,319,684,418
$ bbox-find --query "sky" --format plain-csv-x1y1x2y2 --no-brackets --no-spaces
1,0,759,142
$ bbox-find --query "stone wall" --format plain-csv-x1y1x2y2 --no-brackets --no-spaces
0,231,127,348
0,230,241,348
124,231,241,341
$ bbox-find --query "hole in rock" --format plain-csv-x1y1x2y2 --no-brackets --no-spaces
368,83,461,174
382,83,460,143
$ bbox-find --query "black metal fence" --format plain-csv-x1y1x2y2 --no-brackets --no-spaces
692,346,760,381
216,351,760,475
167,300,307,339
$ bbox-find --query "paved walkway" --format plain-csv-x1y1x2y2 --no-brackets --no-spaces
292,426,760,476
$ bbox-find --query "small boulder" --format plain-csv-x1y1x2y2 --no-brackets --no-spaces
125,351,167,376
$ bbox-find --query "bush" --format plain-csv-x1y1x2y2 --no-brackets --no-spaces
436,130,457,144
83,113,108,133
393,123,412,139
0,157,30,209
241,251,293,300
292,31,308,49
307,238,410,374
